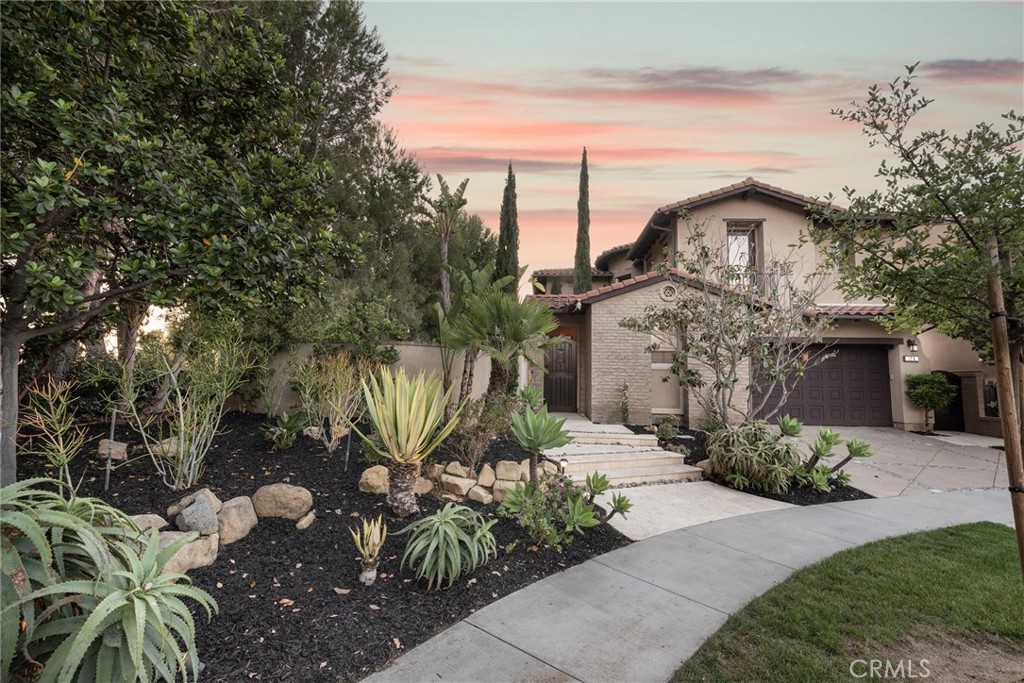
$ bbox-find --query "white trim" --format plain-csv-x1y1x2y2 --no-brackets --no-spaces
651,362,675,370
651,408,685,415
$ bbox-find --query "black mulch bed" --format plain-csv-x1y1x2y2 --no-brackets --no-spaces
17,413,631,682
626,422,873,506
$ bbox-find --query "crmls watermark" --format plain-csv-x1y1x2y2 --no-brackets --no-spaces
850,659,931,679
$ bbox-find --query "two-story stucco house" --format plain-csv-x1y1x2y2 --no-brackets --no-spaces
528,178,1001,437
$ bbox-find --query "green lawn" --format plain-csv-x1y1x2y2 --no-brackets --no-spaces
675,523,1024,682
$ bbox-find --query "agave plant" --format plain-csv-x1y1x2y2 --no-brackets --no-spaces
349,368,462,516
511,405,572,487
350,515,388,586
398,504,496,590
1,479,217,682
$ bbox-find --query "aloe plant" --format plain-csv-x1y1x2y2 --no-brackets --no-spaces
398,503,496,590
1,479,217,682
511,405,572,487
350,515,388,586
349,368,462,516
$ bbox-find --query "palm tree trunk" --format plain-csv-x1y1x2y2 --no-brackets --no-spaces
387,461,421,517
486,361,509,405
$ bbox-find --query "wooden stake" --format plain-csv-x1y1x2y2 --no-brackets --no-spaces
986,237,1024,582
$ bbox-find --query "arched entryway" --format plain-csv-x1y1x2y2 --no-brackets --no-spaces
933,371,965,432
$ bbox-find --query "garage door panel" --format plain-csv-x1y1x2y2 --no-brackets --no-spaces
755,345,892,427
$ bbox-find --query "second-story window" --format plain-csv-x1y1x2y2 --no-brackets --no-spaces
726,221,760,285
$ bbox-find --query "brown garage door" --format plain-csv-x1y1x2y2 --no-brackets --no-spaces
755,345,893,426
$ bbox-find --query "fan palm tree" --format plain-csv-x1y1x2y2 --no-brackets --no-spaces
444,291,562,407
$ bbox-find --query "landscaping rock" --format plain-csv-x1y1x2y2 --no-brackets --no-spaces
520,459,531,483
542,460,558,475
295,511,316,530
358,465,389,494
491,479,521,504
495,460,521,481
156,437,178,458
130,514,167,532
414,477,434,495
167,488,222,519
467,486,493,505
176,495,219,535
423,463,445,481
252,483,313,520
217,496,258,545
697,458,713,477
476,463,496,488
97,439,128,462
440,473,475,496
159,531,219,575
445,461,470,478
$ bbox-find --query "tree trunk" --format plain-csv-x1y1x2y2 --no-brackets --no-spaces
48,340,78,383
1,332,24,486
458,350,477,406
486,361,509,406
986,237,1024,582
439,239,451,314
387,461,421,517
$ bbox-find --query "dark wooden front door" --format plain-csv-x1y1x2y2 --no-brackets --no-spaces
544,340,577,412
755,344,893,426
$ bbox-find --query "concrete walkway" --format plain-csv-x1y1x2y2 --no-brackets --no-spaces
793,426,1007,497
365,490,1013,683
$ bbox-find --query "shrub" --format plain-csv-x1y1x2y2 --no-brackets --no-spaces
707,419,801,494
19,379,86,491
499,471,630,550
1,479,217,681
448,395,512,474
398,504,496,590
293,352,368,455
619,382,630,424
121,331,255,490
518,385,544,414
262,411,307,451
795,433,873,492
656,416,681,442
905,373,958,432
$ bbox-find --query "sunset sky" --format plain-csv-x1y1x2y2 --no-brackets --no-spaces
362,1,1024,277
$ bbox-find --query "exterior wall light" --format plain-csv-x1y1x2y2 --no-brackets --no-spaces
559,458,569,474
907,339,919,352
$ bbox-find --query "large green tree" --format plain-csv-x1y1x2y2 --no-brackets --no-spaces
574,147,592,294
0,1,346,483
809,65,1023,577
494,164,520,294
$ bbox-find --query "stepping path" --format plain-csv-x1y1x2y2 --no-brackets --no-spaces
546,413,703,486
364,489,1013,683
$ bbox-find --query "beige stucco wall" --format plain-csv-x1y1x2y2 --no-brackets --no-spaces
603,252,639,280
671,196,883,306
254,341,491,416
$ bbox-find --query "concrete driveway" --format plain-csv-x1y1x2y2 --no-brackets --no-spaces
794,426,1008,497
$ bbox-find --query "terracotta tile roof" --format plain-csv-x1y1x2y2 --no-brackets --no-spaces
815,303,893,318
531,267,612,278
529,268,718,311
627,177,839,262
594,242,634,270
655,177,834,214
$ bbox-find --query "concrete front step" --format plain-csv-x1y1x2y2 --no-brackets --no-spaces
558,453,687,474
566,432,659,447
545,443,667,457
566,463,703,486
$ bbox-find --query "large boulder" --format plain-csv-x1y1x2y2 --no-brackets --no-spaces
476,464,496,488
440,474,475,497
358,466,390,495
252,483,313,520
167,488,222,519
217,496,258,545
97,439,128,462
175,495,219,535
495,460,521,482
159,531,219,575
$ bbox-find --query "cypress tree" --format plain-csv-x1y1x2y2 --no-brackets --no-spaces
494,163,519,294
573,147,592,294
